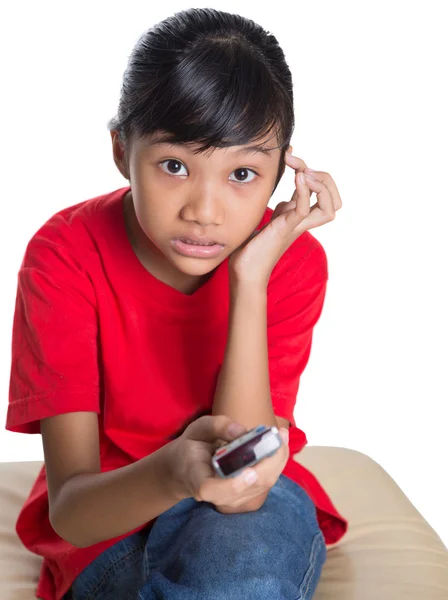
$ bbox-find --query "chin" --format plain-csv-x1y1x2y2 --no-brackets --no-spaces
168,252,227,277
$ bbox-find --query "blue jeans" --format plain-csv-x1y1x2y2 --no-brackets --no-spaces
65,474,326,600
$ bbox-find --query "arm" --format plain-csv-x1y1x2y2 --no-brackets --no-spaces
7,247,181,545
212,278,278,430
212,245,328,513
212,277,286,512
212,150,337,488
42,411,180,548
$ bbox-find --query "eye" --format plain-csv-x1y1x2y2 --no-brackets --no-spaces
229,168,258,184
159,159,188,177
159,160,258,184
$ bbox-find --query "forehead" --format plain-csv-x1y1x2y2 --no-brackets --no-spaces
142,130,280,157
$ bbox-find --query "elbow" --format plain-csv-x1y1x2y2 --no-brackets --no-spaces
49,506,93,549
49,476,100,548
50,521,93,548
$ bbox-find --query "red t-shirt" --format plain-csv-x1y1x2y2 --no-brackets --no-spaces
6,185,348,600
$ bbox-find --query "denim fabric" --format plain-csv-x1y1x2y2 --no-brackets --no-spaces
65,474,326,600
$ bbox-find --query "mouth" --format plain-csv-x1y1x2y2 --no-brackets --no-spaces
179,238,217,246
171,238,225,258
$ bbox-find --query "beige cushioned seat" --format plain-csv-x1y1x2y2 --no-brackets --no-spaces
1,447,447,599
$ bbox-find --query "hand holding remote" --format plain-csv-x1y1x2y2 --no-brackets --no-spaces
167,415,289,512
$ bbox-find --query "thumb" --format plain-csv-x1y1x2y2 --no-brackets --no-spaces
185,415,246,444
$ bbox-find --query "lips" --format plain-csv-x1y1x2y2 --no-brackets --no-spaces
179,238,216,246
171,238,225,258
177,234,221,245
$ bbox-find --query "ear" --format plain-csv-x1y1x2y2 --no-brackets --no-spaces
110,131,131,181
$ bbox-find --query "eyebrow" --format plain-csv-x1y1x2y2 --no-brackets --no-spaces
235,146,273,156
150,135,274,157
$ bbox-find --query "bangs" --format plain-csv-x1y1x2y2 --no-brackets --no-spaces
134,39,292,154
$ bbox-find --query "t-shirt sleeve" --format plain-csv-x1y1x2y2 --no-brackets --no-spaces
6,235,100,434
267,242,328,426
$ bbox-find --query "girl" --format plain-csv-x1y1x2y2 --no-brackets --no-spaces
6,7,347,600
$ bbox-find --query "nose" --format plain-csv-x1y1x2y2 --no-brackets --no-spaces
180,188,224,226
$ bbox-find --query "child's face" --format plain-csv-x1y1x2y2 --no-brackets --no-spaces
112,129,288,293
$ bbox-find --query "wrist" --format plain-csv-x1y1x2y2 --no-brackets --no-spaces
229,273,268,297
160,439,189,503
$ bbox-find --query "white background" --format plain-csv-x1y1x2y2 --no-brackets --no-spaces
1,1,447,545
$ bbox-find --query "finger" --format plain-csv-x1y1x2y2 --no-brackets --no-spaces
248,445,290,488
198,465,259,504
284,151,307,172
220,487,268,509
283,153,315,205
304,169,342,211
277,168,311,233
199,440,288,505
193,453,261,506
294,175,336,233
271,200,296,221
190,460,216,498
185,415,246,444
218,442,289,506
294,169,312,222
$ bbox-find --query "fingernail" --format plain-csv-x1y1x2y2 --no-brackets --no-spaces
228,423,246,437
280,428,289,445
244,470,258,486
299,172,306,184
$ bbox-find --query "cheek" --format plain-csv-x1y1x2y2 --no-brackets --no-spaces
132,180,173,232
229,196,269,233
131,197,164,244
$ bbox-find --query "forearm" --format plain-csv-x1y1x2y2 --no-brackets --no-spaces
212,278,276,431
50,440,180,548
211,279,278,512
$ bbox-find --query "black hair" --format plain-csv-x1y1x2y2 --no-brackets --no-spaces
107,8,295,194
